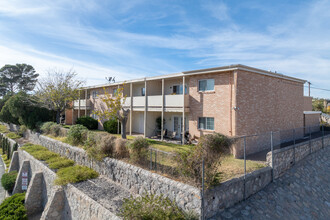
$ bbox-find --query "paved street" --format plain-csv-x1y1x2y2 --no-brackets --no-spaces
0,157,5,204
214,147,330,220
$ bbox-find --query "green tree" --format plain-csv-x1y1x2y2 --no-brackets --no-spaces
0,92,53,129
93,86,129,139
0,64,39,96
312,98,325,112
36,69,84,124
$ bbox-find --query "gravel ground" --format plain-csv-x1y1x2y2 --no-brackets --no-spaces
73,176,132,214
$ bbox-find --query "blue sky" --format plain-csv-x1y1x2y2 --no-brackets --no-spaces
0,0,329,98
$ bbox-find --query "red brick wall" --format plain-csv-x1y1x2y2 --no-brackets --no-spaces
303,96,313,111
235,70,304,136
304,113,320,130
188,71,234,138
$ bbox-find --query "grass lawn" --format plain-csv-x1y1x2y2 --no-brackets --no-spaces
217,155,266,182
147,139,194,153
44,127,266,184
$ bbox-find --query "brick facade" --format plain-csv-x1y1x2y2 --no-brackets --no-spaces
65,65,318,157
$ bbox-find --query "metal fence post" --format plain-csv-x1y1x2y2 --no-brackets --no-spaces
309,126,312,154
201,157,205,220
149,149,153,170
271,131,274,182
155,150,157,172
322,124,324,149
243,136,246,200
293,129,296,165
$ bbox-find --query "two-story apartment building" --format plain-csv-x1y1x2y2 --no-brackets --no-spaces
65,64,320,157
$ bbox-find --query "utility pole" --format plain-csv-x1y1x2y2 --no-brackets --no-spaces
308,82,311,97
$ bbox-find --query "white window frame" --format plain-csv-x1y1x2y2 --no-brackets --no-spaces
198,117,214,130
198,79,215,92
92,91,98,98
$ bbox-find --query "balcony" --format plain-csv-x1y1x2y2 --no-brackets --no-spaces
73,99,91,110
123,95,189,112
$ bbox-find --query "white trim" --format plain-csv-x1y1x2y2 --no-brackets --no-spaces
80,64,306,90
198,78,215,92
303,111,322,114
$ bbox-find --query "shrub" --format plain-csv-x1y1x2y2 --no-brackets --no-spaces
99,135,116,157
54,165,99,185
0,125,9,133
18,125,27,136
21,144,48,154
176,133,232,187
103,119,120,134
84,131,99,148
128,137,149,163
114,138,129,158
47,157,75,169
6,132,21,140
49,123,63,137
119,193,197,220
40,122,57,134
0,92,54,129
0,193,27,220
1,171,18,193
76,116,98,130
67,124,88,145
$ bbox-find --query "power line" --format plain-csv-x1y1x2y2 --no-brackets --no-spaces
304,85,330,92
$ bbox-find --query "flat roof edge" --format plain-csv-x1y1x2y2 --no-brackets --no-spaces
82,64,307,90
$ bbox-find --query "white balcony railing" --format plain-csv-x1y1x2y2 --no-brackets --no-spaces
73,99,90,109
122,94,189,108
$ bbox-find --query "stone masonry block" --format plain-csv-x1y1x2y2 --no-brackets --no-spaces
12,160,31,194
8,151,19,173
40,186,65,220
25,171,45,217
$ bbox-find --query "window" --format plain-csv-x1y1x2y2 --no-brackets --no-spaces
141,87,145,96
91,114,98,120
113,88,118,95
92,91,98,98
198,79,214,91
198,117,214,130
172,85,188,94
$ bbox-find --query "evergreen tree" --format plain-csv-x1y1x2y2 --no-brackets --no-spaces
0,64,39,96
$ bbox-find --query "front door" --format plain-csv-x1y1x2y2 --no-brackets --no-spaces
173,116,183,138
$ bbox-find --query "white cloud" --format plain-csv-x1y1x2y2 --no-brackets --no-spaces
0,0,329,99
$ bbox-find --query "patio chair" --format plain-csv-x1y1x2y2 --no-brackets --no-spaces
169,131,176,140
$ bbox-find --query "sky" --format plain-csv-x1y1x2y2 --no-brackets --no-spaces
0,0,329,98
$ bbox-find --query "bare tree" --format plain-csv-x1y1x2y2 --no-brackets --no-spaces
37,69,84,124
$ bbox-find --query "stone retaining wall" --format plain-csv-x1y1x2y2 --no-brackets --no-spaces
16,148,119,219
267,135,330,178
4,122,329,218
25,130,202,214
204,167,272,218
